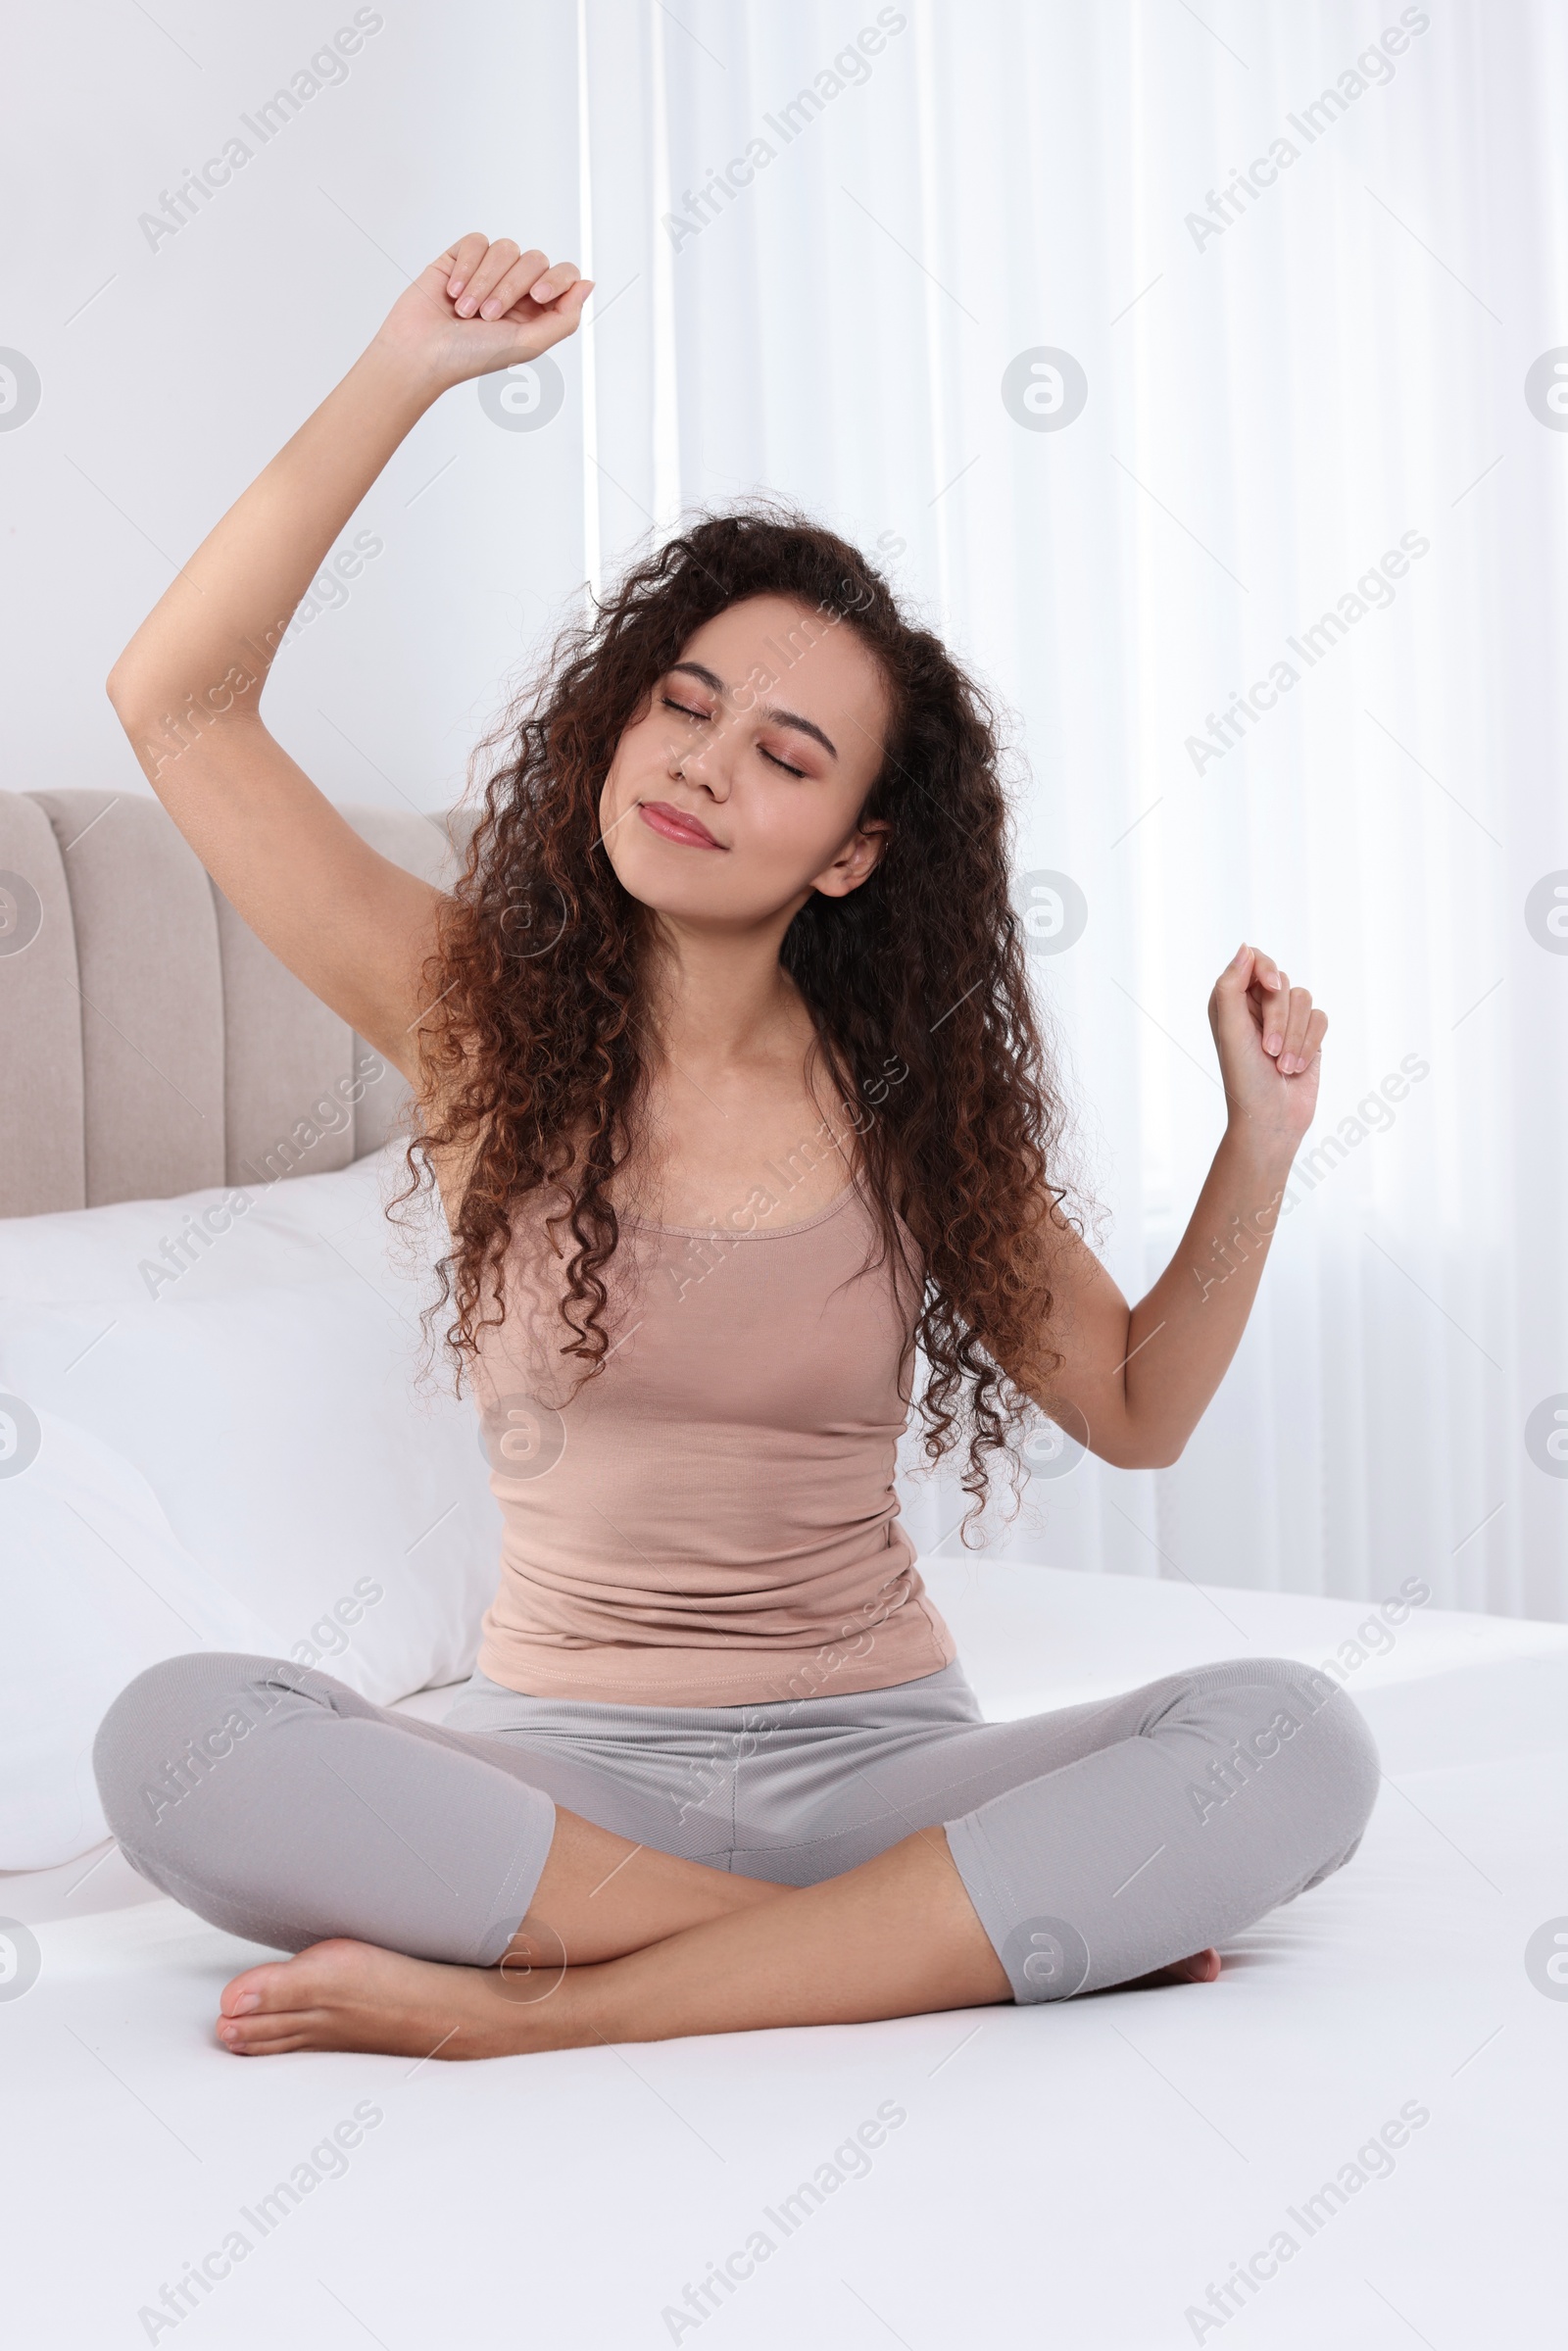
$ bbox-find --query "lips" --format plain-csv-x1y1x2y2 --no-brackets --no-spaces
638,800,726,851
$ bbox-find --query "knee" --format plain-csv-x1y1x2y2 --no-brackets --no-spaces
1248,1655,1381,1863
92,1650,302,1859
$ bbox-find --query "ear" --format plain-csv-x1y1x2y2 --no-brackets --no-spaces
810,818,889,900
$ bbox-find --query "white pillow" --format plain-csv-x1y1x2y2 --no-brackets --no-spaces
0,1150,501,1869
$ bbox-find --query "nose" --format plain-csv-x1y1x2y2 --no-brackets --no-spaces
674,721,735,802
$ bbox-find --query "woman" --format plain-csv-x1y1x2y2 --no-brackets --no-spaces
93,234,1377,2060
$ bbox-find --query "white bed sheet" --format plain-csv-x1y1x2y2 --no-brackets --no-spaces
5,1564,1563,2348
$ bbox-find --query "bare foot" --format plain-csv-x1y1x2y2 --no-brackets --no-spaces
1127,1945,1222,1990
215,1934,1224,2059
216,1937,594,2060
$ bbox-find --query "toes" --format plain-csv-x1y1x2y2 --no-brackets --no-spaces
218,2007,327,2054
220,1961,295,2018
212,1938,510,2062
220,1938,367,2017
214,1938,397,2054
219,2025,316,2056
1165,1946,1222,1984
1125,1944,1223,1989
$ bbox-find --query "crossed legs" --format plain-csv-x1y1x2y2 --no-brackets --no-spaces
93,1650,1374,2059
208,1815,1012,2058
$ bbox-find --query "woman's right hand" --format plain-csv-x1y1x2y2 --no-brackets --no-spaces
373,235,593,394
107,234,591,1086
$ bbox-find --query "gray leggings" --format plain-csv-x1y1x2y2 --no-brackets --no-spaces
92,1648,1380,2004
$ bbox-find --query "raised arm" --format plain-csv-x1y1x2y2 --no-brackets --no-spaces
1016,944,1328,1469
106,234,592,1080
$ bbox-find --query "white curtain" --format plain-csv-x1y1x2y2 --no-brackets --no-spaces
557,0,1567,1619
16,0,1565,1617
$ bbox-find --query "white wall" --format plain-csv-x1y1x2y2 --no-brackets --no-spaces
5,0,1566,1616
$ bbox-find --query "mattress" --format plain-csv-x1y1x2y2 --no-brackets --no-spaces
6,1562,1563,2347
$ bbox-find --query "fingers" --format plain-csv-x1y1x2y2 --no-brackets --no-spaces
440,231,492,298
478,252,561,319
435,237,583,317
527,260,583,311
1220,943,1327,1076
1277,987,1313,1074
453,238,537,318
508,269,594,355
1248,948,1289,1058
1294,1005,1329,1074
1250,955,1328,1074
425,238,592,384
533,275,594,338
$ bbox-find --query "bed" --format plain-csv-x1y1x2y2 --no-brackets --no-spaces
2,791,1561,2346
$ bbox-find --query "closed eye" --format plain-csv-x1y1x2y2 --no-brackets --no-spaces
661,690,808,776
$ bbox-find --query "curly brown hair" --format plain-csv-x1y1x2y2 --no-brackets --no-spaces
404,506,1077,1527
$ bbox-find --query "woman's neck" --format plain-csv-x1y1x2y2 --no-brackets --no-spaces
638,910,812,1080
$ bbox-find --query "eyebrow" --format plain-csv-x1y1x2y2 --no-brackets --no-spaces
668,661,839,760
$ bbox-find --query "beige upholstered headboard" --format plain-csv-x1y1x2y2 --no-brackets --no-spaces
0,789,472,1219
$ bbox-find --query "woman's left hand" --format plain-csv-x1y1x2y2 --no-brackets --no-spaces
1206,942,1327,1149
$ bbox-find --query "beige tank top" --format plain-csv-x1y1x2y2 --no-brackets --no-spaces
470,1175,956,1706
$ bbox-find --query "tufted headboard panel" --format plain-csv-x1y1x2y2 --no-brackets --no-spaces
0,789,473,1218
